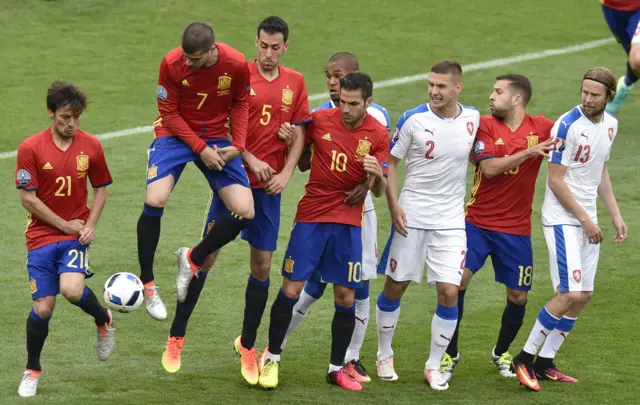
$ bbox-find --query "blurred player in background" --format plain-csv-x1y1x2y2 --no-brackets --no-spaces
512,67,627,391
258,73,389,391
375,60,479,391
440,75,555,382
161,17,311,382
282,52,391,383
15,81,115,397
601,0,640,112
136,22,252,321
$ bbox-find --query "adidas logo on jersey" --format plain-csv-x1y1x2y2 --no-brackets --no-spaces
250,88,256,96
495,138,505,145
322,133,332,141
182,79,189,86
42,162,53,170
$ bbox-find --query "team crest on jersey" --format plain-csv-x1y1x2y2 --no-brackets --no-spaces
16,169,31,186
390,258,397,272
466,122,475,135
147,165,158,180
572,269,582,283
76,154,89,172
608,127,614,141
527,133,539,147
355,139,372,161
282,88,293,106
218,75,232,90
284,258,294,274
30,279,37,294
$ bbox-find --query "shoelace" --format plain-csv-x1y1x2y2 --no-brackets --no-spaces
166,338,184,359
262,360,277,375
498,352,513,366
353,359,368,375
237,347,262,366
22,374,39,389
440,354,453,371
378,358,394,375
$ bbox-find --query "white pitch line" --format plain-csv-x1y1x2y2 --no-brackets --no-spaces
0,37,615,161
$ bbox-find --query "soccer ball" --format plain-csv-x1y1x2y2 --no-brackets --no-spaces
103,272,144,313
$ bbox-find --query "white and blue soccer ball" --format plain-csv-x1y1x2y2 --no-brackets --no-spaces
103,272,144,313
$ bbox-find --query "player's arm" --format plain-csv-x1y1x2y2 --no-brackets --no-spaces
597,163,627,243
79,187,108,244
157,57,208,154
226,60,251,157
297,145,312,172
19,190,83,235
264,125,306,195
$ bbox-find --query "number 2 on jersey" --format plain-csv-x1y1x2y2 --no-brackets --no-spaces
425,140,435,159
55,176,72,197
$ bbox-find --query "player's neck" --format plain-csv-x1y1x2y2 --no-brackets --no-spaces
204,50,219,68
586,112,604,124
50,128,74,151
342,115,366,130
502,109,525,132
431,102,460,119
257,63,280,81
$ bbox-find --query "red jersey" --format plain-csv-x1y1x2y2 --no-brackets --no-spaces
601,0,640,11
295,109,389,227
245,61,311,188
15,128,113,250
153,43,251,154
466,114,553,236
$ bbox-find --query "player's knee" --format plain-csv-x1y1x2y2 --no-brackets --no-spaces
459,268,473,290
334,288,355,308
233,204,255,221
144,180,172,208
579,291,593,305
281,278,304,299
382,277,409,301
507,289,528,306
250,256,271,281
33,297,55,319
60,284,84,303
437,283,459,307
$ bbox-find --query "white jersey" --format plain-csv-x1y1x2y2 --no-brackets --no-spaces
541,105,617,226
313,100,391,212
391,103,479,230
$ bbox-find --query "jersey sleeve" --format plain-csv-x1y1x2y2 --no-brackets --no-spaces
473,118,496,164
548,118,575,166
390,114,413,160
373,128,390,177
228,60,251,153
88,140,113,188
291,77,312,126
15,143,39,190
157,57,208,154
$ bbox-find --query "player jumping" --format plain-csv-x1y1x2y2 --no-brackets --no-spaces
512,67,627,391
15,81,115,397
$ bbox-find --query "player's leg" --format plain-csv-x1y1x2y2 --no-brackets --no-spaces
423,229,466,391
489,232,534,377
602,6,640,112
344,208,377,383
376,228,427,381
234,190,281,385
259,223,324,389
137,137,192,320
281,275,328,349
57,241,114,360
534,237,598,383
442,221,491,380
20,245,58,397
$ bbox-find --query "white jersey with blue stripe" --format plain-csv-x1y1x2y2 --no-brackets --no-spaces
312,99,391,211
542,105,618,226
391,103,479,230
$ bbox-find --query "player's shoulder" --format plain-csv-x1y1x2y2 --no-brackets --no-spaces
19,129,50,150
530,113,554,127
555,106,583,137
603,110,618,127
163,47,184,65
279,64,304,80
311,106,337,119
312,100,335,113
217,42,248,67
397,103,430,128
74,130,104,148
458,103,480,118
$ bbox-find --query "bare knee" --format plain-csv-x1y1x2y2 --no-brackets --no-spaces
507,288,529,306
250,249,272,281
382,277,410,301
436,282,459,307
60,284,84,303
334,285,355,308
144,177,173,208
33,296,56,319
218,185,255,220
281,278,304,299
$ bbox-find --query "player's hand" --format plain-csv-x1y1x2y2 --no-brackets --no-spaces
199,147,225,171
64,219,85,236
363,154,383,178
247,156,276,183
265,170,292,195
277,123,296,145
79,224,96,245
344,181,369,206
526,138,555,158
390,204,408,238
215,145,241,162
582,218,604,244
612,215,627,243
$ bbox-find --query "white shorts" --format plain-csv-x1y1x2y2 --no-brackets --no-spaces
384,228,466,287
633,20,640,44
543,225,600,293
362,209,378,281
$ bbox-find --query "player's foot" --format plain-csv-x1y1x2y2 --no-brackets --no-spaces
424,368,449,391
144,284,167,321
257,345,268,374
491,347,516,377
327,367,363,391
606,76,632,114
535,364,578,383
376,356,398,381
512,355,540,392
345,359,371,383
162,336,184,373
96,309,115,361
175,248,197,303
233,336,260,386
440,352,460,383
258,359,279,389
18,370,40,397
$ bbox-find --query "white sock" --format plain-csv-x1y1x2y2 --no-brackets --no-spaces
376,304,400,360
345,297,370,363
425,313,457,370
522,308,560,355
281,289,318,350
538,316,576,359
266,350,280,362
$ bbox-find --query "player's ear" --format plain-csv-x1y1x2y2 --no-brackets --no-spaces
283,41,290,52
365,97,373,109
47,109,54,120
254,36,259,49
